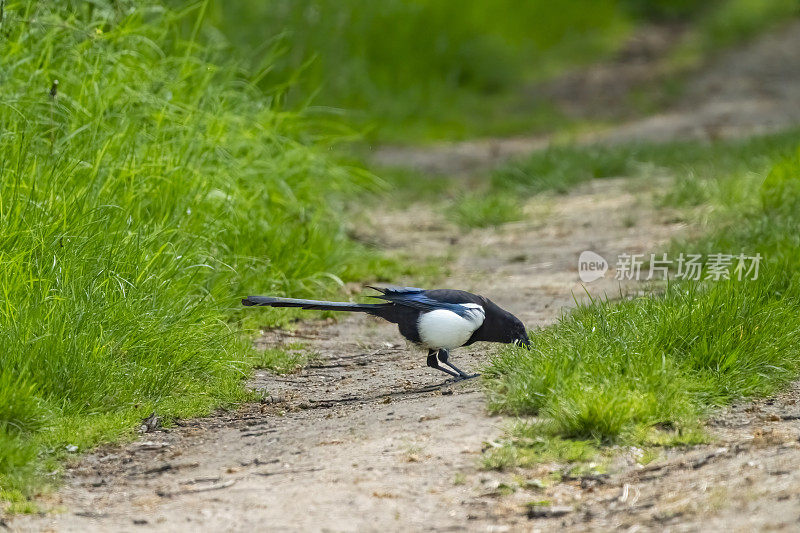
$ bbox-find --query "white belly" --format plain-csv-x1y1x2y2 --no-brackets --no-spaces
417,308,483,349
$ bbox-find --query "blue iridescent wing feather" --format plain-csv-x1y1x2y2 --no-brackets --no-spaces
367,286,473,316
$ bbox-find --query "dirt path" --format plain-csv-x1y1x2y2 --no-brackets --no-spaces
17,177,800,532
11,20,800,533
14,177,688,532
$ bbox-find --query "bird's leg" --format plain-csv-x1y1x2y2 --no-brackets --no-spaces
427,349,460,378
437,349,480,379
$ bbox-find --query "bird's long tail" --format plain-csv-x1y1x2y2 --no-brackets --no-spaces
242,296,388,313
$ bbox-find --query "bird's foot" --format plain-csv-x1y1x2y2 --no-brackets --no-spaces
452,372,480,381
428,349,479,381
440,358,477,380
428,348,480,381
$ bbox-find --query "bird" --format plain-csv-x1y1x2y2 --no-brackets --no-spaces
242,286,530,380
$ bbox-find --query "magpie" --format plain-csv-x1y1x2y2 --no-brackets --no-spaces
242,286,530,380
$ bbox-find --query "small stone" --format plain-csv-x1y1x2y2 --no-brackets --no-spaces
523,478,546,489
527,505,573,519
141,412,162,433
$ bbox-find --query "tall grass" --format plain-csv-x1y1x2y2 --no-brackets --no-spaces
689,0,799,51
208,0,798,142
484,140,800,461
493,130,800,194
0,0,394,497
210,0,632,141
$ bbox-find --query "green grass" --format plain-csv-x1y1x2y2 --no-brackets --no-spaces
483,140,800,467
623,0,798,36
378,131,800,230
251,344,317,375
446,192,525,229
431,130,800,230
493,129,800,195
369,166,529,229
483,430,598,471
209,0,634,142
0,0,406,498
206,0,798,142
683,0,799,53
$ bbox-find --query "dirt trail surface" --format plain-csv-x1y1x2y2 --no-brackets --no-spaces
373,20,800,176
11,21,800,533
13,178,687,532
16,177,800,532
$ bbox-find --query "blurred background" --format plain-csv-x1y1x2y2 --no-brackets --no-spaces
207,0,799,141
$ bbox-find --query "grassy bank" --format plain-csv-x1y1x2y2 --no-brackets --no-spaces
493,130,800,195
210,0,630,142
482,135,800,467
0,0,403,499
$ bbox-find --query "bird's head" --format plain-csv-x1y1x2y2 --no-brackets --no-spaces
469,297,531,348
490,305,530,348
507,316,531,349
